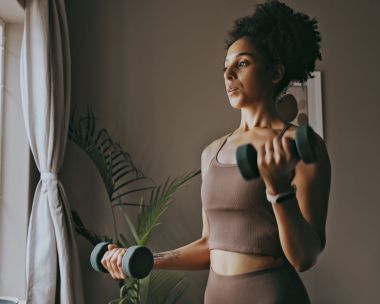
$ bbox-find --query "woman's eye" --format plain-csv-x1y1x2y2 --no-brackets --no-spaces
223,60,248,72
239,60,249,67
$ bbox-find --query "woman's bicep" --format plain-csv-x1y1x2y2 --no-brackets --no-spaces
292,133,331,251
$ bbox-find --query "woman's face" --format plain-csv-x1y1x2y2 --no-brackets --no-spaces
223,36,274,109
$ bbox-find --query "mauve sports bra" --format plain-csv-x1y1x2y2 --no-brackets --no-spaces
201,123,293,258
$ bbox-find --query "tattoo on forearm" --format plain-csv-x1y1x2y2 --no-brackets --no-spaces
153,250,181,262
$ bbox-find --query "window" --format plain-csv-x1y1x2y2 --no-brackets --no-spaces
0,19,29,301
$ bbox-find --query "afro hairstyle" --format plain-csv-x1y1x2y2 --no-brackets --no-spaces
224,0,322,98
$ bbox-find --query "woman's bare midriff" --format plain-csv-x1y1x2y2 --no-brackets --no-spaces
210,249,286,276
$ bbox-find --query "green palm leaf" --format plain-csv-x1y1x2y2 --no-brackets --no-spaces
120,206,140,244
138,168,201,246
68,106,155,202
115,270,189,304
69,107,200,303
139,270,190,304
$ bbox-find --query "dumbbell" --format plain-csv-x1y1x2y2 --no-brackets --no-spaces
90,242,154,279
236,124,318,180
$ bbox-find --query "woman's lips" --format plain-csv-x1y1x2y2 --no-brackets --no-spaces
228,88,239,94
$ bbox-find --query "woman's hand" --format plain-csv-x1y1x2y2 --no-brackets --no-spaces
101,244,128,280
257,135,298,194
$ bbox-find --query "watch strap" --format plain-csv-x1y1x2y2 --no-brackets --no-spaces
266,185,296,204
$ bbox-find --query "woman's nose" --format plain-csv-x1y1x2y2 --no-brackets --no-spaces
224,66,237,80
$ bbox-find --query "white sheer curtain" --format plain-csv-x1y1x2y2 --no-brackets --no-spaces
20,0,84,303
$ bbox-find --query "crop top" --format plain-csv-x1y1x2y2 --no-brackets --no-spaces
201,124,293,258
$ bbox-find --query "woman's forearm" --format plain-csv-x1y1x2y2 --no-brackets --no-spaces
272,196,321,272
152,238,210,271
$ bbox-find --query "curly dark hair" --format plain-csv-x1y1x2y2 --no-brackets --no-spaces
224,0,322,98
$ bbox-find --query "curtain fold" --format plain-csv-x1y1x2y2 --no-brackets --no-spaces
20,0,84,303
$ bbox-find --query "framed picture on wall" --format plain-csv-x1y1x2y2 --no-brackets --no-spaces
277,71,323,138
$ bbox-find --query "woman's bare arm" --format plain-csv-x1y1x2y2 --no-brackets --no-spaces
262,132,331,272
153,240,209,269
153,232,209,270
102,146,213,279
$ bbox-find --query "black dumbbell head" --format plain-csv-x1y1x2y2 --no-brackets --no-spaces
122,246,154,279
236,144,260,180
295,124,318,164
90,242,110,273
236,124,319,181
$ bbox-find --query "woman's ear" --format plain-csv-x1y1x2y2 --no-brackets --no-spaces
271,64,285,84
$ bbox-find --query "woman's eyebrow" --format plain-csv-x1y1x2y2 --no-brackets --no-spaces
224,52,255,64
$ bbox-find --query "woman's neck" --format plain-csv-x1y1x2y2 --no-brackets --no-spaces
238,102,286,132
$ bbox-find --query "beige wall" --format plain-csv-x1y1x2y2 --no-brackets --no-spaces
63,0,380,303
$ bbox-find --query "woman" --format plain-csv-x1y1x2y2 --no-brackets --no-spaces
102,1,331,303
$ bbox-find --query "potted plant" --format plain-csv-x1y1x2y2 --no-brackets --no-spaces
68,107,200,304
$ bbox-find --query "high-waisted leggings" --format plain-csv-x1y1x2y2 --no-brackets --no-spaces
204,260,311,304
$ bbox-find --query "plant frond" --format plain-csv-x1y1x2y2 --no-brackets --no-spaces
113,176,148,193
111,186,156,202
113,168,137,184
112,201,149,208
138,270,189,304
71,209,111,246
69,109,155,202
69,108,197,304
120,206,140,244
119,233,132,248
137,168,201,245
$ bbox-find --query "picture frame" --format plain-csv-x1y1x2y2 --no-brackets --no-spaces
279,71,324,139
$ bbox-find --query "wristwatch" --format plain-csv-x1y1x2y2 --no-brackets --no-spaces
266,185,297,204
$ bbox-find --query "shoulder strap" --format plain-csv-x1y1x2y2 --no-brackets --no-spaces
278,123,292,138
207,133,232,170
215,133,231,157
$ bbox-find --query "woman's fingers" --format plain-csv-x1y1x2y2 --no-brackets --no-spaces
282,136,294,164
257,143,265,169
108,244,118,251
264,138,274,164
256,133,300,193
116,248,127,279
257,135,297,181
109,248,122,278
101,249,114,277
262,136,293,167
272,135,285,164
101,244,128,279
103,243,118,276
